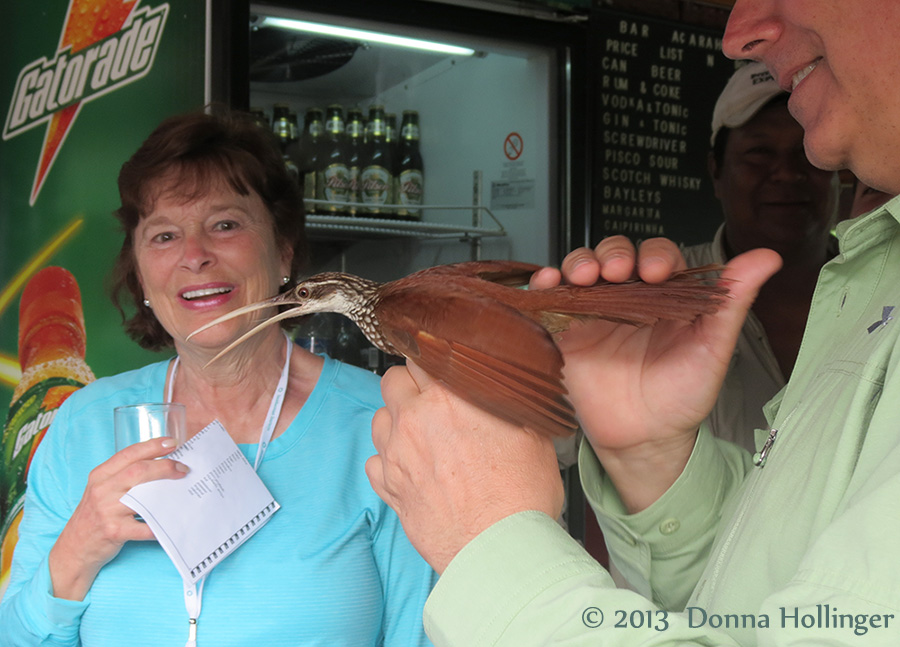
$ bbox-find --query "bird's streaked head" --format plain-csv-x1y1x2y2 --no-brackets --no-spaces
186,272,380,364
282,272,380,318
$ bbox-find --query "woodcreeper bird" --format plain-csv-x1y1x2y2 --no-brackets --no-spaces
189,260,728,438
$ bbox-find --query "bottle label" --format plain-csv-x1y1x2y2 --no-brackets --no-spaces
304,172,317,202
2,376,85,525
349,167,360,203
273,119,291,139
399,169,424,205
401,124,420,140
360,166,393,206
325,117,345,133
318,164,351,203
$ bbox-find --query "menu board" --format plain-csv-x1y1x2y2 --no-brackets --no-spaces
591,10,738,246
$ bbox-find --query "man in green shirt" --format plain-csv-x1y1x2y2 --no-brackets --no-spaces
366,1,900,644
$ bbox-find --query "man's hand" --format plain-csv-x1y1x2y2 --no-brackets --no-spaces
366,362,564,574
531,236,782,511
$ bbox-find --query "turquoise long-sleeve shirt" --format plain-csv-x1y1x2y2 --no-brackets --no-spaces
1,355,436,646
424,196,900,645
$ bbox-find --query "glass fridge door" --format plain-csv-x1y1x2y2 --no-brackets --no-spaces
248,4,567,277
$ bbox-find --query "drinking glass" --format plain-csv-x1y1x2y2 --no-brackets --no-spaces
114,403,187,452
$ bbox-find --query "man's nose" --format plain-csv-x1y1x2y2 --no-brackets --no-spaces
722,0,781,62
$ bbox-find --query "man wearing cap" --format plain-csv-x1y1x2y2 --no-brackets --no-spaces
682,61,839,451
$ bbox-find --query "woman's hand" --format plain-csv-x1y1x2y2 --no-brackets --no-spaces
530,236,782,511
48,438,189,601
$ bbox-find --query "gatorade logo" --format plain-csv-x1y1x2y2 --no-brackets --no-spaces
2,1,169,205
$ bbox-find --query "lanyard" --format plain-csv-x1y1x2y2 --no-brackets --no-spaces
166,332,292,646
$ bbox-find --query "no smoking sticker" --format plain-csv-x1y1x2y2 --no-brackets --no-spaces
504,132,523,160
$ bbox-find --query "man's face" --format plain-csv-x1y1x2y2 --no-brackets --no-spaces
712,102,838,258
723,0,900,194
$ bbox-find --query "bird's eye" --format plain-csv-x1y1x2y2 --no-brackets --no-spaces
298,288,310,298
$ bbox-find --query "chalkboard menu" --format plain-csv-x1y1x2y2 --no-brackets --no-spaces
590,9,738,246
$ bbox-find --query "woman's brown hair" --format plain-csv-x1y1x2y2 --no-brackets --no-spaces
109,107,307,350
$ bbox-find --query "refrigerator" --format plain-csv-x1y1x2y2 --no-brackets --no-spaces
212,0,588,278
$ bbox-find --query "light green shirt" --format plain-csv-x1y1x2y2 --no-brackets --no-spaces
424,196,900,645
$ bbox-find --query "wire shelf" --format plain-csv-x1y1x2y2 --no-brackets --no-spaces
304,201,506,240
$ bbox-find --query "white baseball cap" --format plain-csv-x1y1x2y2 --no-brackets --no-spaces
710,61,786,145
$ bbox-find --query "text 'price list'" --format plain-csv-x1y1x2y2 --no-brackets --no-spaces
593,10,737,245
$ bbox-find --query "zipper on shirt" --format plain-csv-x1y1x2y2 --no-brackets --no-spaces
705,406,797,592
753,428,779,468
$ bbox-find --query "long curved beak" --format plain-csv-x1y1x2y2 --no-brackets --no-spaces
186,292,302,365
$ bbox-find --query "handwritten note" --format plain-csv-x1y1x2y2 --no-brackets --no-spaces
120,420,279,584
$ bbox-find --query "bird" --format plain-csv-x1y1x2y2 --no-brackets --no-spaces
188,260,728,438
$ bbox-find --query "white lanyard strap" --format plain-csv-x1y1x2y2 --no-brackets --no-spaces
168,332,293,646
166,332,292,465
183,577,205,647
254,332,292,470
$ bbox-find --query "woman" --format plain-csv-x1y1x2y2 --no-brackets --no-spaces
0,110,436,646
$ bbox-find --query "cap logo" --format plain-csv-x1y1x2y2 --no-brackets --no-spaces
750,70,775,85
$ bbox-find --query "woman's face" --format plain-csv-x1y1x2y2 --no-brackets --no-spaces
133,179,291,349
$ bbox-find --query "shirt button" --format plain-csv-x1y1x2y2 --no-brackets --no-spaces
659,518,680,535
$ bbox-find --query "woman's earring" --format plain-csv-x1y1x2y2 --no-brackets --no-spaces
143,299,151,308
282,276,291,285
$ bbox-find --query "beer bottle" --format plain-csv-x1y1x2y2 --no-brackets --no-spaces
386,113,399,155
292,313,334,357
346,107,364,215
316,105,351,214
1,267,95,594
385,113,400,214
397,110,425,220
288,110,300,143
360,105,394,217
271,103,293,150
272,104,300,186
295,107,325,209
250,106,269,131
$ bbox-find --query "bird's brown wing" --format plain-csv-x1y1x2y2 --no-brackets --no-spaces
458,265,729,331
377,283,577,438
409,260,543,287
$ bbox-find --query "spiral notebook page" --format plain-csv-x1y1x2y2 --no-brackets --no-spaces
120,420,280,584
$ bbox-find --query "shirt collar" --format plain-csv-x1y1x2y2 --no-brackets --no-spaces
835,193,900,256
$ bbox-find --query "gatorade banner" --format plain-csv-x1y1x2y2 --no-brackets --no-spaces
0,0,206,412
0,0,207,594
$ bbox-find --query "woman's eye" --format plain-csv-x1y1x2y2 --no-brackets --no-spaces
151,232,175,244
214,219,239,231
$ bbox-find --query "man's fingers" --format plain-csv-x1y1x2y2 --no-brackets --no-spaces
404,361,437,393
364,455,387,499
636,237,689,281
371,406,392,453
701,248,782,351
528,266,562,290
722,248,783,310
593,236,640,282
560,247,603,285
